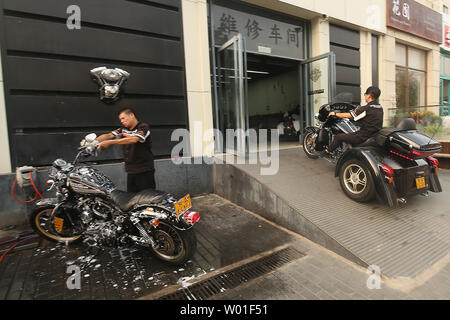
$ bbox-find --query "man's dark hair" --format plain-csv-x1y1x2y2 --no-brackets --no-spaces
364,86,381,100
118,107,138,118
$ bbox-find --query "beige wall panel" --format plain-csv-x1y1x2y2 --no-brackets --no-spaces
0,49,11,173
182,0,214,157
278,0,386,33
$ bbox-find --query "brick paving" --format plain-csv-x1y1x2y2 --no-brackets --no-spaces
0,194,294,300
214,215,450,301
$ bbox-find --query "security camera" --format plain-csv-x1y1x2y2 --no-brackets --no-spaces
322,14,328,19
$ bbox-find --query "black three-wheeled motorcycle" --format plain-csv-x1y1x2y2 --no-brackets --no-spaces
302,102,442,207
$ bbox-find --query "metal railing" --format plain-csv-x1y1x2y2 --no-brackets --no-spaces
387,105,450,142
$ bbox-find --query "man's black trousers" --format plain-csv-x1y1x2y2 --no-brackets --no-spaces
328,132,364,152
127,169,156,193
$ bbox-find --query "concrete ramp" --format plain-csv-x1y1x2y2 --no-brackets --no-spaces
214,148,450,278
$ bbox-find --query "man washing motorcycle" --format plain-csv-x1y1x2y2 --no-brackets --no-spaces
30,123,198,265
326,86,383,154
96,107,156,192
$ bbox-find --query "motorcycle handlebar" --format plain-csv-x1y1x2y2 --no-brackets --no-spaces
74,142,100,165
326,114,339,120
77,145,98,153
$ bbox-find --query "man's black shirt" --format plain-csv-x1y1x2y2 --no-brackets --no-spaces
350,100,384,140
112,122,155,174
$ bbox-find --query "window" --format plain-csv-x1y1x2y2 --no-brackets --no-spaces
395,44,427,108
372,35,379,87
440,54,450,104
441,55,450,76
443,79,449,104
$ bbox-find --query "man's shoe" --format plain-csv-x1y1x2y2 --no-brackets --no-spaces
321,148,332,158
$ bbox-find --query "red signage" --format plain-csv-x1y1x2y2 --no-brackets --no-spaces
387,0,442,43
445,25,450,48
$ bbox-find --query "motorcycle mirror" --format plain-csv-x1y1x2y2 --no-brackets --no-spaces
85,133,97,143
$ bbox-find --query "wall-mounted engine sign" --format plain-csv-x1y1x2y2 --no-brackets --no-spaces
90,67,130,103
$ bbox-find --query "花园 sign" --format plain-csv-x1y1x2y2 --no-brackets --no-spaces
387,0,442,43
442,11,450,49
212,4,305,60
445,25,450,48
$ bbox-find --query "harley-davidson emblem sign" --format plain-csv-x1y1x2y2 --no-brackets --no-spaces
90,67,130,103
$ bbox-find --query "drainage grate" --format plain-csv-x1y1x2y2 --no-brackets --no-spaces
158,246,304,300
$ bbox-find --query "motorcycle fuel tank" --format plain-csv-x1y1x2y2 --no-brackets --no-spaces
68,167,116,195
334,119,359,134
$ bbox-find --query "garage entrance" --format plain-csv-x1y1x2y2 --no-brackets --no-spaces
246,53,301,143
209,0,335,155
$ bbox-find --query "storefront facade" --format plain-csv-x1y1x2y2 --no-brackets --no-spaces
387,0,442,119
196,0,388,155
441,2,450,111
0,0,388,171
0,0,446,172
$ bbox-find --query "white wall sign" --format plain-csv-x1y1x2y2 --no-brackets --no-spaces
212,4,305,60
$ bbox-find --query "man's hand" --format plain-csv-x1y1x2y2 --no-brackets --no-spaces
328,111,353,119
98,140,113,150
97,136,140,150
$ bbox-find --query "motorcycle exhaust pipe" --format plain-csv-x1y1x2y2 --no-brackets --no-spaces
397,197,407,205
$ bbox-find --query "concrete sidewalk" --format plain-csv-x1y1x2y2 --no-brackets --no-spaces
213,197,450,300
215,147,450,280
147,195,450,300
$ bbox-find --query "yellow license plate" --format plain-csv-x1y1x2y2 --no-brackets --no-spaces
174,194,192,217
53,217,64,232
416,177,426,189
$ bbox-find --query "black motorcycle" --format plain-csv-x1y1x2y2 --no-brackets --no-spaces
303,103,442,207
29,134,199,265
302,102,359,161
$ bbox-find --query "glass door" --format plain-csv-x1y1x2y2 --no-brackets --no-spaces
301,52,336,129
216,34,248,156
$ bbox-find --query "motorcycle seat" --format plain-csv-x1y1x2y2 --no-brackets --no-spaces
352,136,379,148
377,119,417,137
110,189,167,212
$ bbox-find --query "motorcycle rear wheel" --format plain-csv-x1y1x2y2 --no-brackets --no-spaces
29,205,82,244
302,132,319,159
145,221,197,266
339,159,376,202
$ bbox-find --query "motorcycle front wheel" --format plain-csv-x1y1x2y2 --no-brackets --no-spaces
144,220,197,266
30,205,82,244
302,131,319,159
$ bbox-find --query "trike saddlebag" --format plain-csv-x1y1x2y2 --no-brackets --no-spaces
376,129,441,159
